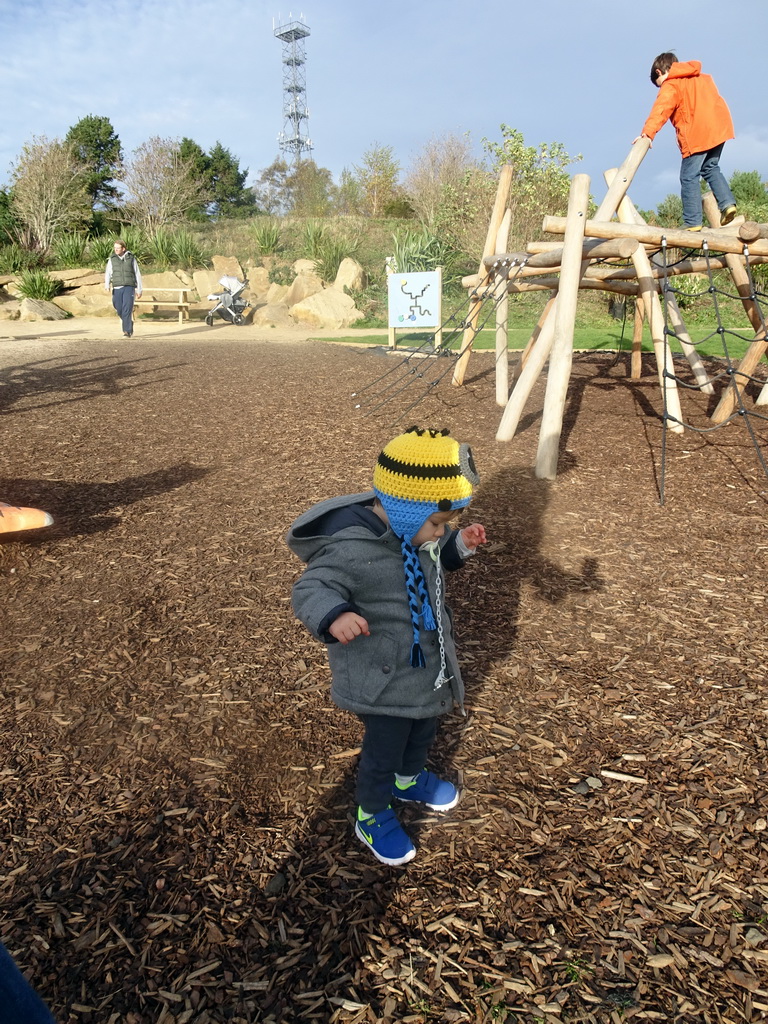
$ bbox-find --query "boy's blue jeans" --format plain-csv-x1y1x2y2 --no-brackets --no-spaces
356,714,438,813
680,143,735,226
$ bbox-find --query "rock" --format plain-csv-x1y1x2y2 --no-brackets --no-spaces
243,264,270,298
252,302,295,328
284,270,323,307
54,293,113,317
193,270,225,301
51,269,103,284
290,289,362,330
141,271,189,293
292,258,316,276
0,300,20,321
212,255,244,279
265,282,289,305
19,298,70,322
333,257,367,293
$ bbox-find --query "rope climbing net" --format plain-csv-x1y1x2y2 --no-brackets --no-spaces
657,239,768,502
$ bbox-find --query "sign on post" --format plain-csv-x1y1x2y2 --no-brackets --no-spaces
386,268,442,349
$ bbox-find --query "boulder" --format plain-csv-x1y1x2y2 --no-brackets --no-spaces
293,258,317,276
54,293,113,317
243,264,270,298
0,300,20,321
284,270,323,307
252,302,295,328
266,282,289,305
290,289,362,330
51,269,103,284
212,255,244,279
193,270,225,300
141,271,189,294
19,298,70,322
334,257,367,293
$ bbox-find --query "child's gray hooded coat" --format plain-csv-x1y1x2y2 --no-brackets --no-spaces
286,491,470,719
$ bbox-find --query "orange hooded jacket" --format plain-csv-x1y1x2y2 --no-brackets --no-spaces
642,60,734,158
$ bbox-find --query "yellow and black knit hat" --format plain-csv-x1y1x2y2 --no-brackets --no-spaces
373,426,479,541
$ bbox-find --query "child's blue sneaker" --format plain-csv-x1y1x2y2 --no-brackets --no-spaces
393,770,459,811
355,806,416,866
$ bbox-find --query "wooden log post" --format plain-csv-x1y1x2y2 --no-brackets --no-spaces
701,192,768,424
605,167,713,396
514,295,557,382
495,209,512,408
632,297,644,379
497,142,652,442
535,174,590,479
453,164,513,386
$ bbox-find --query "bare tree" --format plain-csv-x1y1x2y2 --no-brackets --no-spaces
404,133,478,231
121,137,208,233
10,136,91,252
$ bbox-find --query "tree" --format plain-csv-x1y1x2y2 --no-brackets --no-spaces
729,170,768,221
121,137,208,233
333,168,363,216
207,142,256,217
253,158,291,215
0,188,19,245
287,160,334,217
483,124,581,248
65,115,122,210
404,133,478,231
353,144,400,217
10,136,91,252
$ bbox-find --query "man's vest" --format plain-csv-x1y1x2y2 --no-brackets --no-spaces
110,253,137,288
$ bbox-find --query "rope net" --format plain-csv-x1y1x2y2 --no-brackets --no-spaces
657,239,768,502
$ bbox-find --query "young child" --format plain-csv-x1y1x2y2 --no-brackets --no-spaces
634,52,736,230
286,426,487,866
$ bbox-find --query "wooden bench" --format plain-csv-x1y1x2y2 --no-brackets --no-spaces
133,288,190,324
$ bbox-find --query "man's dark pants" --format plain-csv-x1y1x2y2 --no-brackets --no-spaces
111,286,135,335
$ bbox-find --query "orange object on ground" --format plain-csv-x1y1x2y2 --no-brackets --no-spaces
0,501,54,533
642,60,734,158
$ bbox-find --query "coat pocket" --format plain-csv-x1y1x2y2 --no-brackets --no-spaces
331,629,399,705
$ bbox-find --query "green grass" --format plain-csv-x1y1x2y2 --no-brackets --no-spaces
323,326,757,360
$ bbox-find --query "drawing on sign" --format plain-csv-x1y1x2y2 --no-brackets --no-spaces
387,270,441,330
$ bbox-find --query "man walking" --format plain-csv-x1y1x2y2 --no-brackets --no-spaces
104,240,143,337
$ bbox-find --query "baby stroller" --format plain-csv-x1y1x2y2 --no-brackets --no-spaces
205,275,250,326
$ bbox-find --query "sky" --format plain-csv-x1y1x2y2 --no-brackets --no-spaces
1,0,766,220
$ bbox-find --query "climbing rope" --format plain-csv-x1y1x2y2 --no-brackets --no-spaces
658,237,768,504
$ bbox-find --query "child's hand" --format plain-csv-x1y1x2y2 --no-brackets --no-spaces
632,133,652,148
329,611,370,645
460,523,487,550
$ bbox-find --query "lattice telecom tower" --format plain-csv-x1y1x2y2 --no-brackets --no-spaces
273,14,313,165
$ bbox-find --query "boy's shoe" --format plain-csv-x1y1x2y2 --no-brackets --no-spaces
684,225,702,232
393,770,459,811
355,806,416,866
721,206,737,225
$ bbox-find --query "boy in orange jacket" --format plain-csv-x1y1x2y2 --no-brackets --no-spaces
634,52,736,230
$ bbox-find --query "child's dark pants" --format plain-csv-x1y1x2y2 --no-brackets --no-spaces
356,714,438,813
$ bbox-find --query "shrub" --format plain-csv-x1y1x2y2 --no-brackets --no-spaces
16,268,64,301
53,231,88,268
87,236,115,266
252,218,282,256
301,219,327,259
171,228,209,269
390,227,465,282
313,233,361,284
0,243,41,274
149,227,176,268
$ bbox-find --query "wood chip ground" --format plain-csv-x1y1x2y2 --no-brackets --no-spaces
1,338,767,1023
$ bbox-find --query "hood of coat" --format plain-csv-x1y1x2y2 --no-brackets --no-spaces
286,490,389,563
667,60,701,81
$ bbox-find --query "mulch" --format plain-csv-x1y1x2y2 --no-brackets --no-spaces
1,336,767,1024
